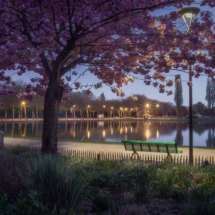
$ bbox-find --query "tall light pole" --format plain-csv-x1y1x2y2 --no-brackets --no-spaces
73,105,76,119
21,102,26,119
177,7,200,164
111,107,113,118
87,105,90,118
146,104,149,118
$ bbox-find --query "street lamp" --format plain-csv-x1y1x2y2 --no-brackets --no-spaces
87,105,90,118
177,7,200,164
21,102,26,119
72,105,76,119
156,104,159,108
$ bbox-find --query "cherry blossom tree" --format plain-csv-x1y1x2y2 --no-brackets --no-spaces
1,0,215,153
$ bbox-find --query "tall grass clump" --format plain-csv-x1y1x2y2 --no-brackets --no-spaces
20,154,89,212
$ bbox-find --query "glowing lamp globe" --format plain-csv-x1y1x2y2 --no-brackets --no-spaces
177,7,200,19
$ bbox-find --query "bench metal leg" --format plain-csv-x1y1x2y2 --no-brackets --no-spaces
130,151,140,160
167,152,173,162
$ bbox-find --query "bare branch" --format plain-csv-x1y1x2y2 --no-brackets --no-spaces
39,52,52,77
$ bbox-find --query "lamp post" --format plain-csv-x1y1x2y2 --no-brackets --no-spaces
146,104,149,118
103,105,105,118
111,107,113,118
21,102,26,119
73,105,76,119
177,7,200,165
156,104,159,117
87,105,90,118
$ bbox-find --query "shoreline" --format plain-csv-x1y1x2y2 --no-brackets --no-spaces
3,137,215,158
0,117,215,122
3,136,215,150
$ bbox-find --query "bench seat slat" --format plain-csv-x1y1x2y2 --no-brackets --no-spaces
127,148,182,154
121,140,175,145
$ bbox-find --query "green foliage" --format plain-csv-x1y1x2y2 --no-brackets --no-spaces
183,201,215,215
133,166,150,203
205,77,214,109
91,193,110,212
155,168,175,198
194,102,205,114
19,154,89,212
174,77,183,114
170,189,186,202
10,145,28,156
0,191,62,215
190,187,215,202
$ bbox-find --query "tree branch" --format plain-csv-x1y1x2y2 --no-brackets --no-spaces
39,52,52,77
60,57,89,76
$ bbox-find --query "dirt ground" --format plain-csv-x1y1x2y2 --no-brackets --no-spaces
4,137,215,158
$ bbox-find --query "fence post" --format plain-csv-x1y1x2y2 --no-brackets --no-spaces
97,153,101,161
0,131,4,149
124,135,127,140
11,130,14,138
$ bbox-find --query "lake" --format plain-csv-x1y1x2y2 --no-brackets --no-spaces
1,120,215,147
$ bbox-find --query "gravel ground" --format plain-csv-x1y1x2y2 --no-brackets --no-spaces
4,137,215,158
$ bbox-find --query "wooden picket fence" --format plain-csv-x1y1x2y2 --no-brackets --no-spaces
1,144,215,167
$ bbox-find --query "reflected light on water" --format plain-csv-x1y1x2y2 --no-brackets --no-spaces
157,130,159,139
146,129,149,140
88,131,90,139
120,128,122,134
125,127,127,134
73,131,75,138
103,130,106,138
111,129,113,135
131,126,133,133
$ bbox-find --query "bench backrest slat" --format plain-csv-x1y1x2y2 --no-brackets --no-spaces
148,144,151,152
121,140,182,155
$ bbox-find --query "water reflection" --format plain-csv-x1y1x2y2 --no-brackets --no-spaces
206,127,215,147
174,126,183,146
1,121,215,147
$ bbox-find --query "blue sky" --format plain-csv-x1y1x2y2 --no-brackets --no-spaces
6,1,214,107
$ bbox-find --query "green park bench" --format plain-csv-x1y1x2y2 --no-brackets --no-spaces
121,140,182,160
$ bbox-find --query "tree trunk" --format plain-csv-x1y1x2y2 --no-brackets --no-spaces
24,106,26,119
5,109,7,120
41,80,64,154
12,106,14,119
36,106,38,118
32,109,34,119
74,110,76,119
65,110,67,119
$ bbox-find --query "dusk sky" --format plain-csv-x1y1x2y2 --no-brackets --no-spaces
6,1,214,107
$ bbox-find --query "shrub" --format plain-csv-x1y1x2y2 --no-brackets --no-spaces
10,145,28,155
170,189,186,202
190,187,215,202
182,202,215,215
19,154,89,212
155,168,175,198
0,191,58,215
91,193,110,212
133,166,150,203
0,165,27,197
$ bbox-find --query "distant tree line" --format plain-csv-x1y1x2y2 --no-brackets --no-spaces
1,80,214,119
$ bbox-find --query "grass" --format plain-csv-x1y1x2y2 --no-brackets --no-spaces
1,145,215,214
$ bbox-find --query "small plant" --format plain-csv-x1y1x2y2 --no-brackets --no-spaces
91,193,110,212
182,201,215,215
19,154,89,212
0,191,49,215
10,144,28,155
133,166,150,203
170,189,186,202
